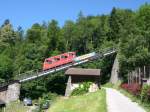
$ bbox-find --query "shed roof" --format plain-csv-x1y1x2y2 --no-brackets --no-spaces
65,68,100,76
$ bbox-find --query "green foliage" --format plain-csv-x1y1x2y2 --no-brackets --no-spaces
0,53,13,81
118,3,150,80
71,82,92,96
141,84,150,102
36,93,58,112
41,92,58,101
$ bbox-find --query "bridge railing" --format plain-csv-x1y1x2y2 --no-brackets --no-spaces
14,69,40,81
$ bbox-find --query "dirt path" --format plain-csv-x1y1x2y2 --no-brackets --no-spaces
106,88,146,112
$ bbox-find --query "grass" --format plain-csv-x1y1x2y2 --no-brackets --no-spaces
102,83,113,88
2,101,29,112
102,81,121,89
118,88,150,112
48,89,107,112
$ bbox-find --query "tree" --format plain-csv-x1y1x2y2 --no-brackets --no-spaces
46,20,61,56
0,53,13,81
0,20,17,51
62,20,75,51
108,7,124,43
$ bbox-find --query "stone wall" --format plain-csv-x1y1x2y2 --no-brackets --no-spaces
0,87,7,103
6,83,21,103
0,82,21,104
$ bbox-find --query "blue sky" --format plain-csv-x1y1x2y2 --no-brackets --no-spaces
0,0,150,30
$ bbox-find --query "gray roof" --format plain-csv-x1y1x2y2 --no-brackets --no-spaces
65,68,100,76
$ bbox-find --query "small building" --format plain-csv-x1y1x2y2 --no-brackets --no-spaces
65,68,101,96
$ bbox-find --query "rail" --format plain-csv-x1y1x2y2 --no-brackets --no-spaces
18,49,116,82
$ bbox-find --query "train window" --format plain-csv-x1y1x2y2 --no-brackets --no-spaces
46,60,52,64
54,58,60,62
61,55,68,59
69,53,73,56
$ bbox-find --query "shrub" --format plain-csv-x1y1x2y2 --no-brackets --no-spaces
120,83,141,96
32,93,58,112
71,82,92,96
120,83,129,90
140,84,150,102
42,92,58,101
128,84,141,96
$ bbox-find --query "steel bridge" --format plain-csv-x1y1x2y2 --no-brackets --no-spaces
17,49,116,83
0,48,116,88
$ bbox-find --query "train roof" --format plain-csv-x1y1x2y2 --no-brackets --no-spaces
45,52,75,60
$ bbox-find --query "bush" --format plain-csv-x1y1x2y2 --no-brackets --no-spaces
140,84,150,102
42,92,58,101
120,83,141,96
32,93,58,112
120,83,128,90
71,82,92,96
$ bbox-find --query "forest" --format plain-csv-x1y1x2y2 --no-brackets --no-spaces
0,3,150,99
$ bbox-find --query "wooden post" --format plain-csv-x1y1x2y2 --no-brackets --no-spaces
130,72,131,85
144,66,146,78
131,72,132,84
129,73,130,85
149,66,150,80
135,70,137,83
136,69,138,83
139,68,141,85
128,73,130,85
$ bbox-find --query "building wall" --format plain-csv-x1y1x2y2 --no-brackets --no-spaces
65,75,100,96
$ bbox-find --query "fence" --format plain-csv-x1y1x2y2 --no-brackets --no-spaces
127,66,150,85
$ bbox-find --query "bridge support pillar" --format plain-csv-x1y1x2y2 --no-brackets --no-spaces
6,81,21,103
65,76,72,97
110,55,120,84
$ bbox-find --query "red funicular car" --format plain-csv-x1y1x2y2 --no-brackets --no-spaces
43,52,76,71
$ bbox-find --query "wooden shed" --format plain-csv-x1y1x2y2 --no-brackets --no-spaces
65,68,101,96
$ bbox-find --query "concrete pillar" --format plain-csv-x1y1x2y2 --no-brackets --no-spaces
110,55,120,84
6,81,21,103
65,76,72,97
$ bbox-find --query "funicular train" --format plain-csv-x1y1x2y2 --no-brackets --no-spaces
43,52,96,71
